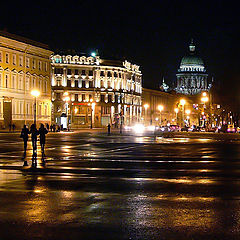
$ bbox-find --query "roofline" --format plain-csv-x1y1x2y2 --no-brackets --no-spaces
0,30,50,50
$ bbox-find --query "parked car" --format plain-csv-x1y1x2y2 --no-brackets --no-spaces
218,125,228,133
181,126,189,132
169,125,180,132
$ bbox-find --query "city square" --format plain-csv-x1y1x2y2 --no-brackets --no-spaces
1,130,240,239
1,0,240,239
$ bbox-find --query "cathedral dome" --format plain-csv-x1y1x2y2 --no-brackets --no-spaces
180,55,204,67
178,40,206,72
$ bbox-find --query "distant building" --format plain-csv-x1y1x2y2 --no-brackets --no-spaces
0,31,53,129
51,54,142,128
176,40,208,95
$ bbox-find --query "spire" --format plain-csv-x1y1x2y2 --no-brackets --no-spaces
160,77,169,92
189,38,195,52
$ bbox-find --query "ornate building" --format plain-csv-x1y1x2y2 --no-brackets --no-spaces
0,31,53,129
176,40,208,95
51,54,142,128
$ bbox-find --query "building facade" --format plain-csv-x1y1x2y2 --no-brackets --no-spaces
142,88,177,126
0,31,53,129
51,54,142,128
176,40,208,95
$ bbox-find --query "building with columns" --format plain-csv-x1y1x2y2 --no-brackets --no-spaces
176,40,208,95
51,54,142,128
0,31,53,129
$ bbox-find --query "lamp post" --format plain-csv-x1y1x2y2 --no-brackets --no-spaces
185,109,191,126
158,105,164,126
31,90,40,126
180,99,186,127
201,92,209,128
143,104,149,125
63,92,70,129
174,108,179,125
89,99,95,129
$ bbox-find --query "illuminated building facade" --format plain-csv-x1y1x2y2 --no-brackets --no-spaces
176,40,208,95
0,31,53,129
51,54,142,128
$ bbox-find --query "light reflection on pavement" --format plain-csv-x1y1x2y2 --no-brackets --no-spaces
0,131,240,239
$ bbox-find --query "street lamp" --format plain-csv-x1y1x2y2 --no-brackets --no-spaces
31,90,40,125
158,105,164,126
201,92,209,128
143,104,149,124
89,99,95,129
180,99,186,126
174,108,179,125
63,92,70,129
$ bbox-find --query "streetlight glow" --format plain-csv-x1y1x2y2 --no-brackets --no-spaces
180,99,186,106
31,90,40,98
144,104,149,109
174,108,179,113
158,105,164,112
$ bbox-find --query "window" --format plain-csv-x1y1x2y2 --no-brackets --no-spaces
89,81,93,88
82,94,85,101
5,75,9,88
39,61,42,70
67,69,71,75
114,72,118,77
0,52,2,62
56,93,61,100
33,77,36,88
89,94,92,101
67,80,71,87
82,80,86,88
26,77,30,90
74,69,78,75
19,75,23,90
108,94,112,103
12,54,16,65
115,95,119,103
6,53,9,63
82,70,86,75
32,59,36,69
107,71,111,78
100,94,105,102
100,80,104,88
54,68,63,74
26,103,30,115
19,56,23,66
75,80,78,87
89,70,93,76
12,75,16,89
44,81,47,93
75,94,78,102
107,81,111,88
26,57,30,68
100,71,104,77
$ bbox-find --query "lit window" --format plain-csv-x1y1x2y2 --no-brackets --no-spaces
6,53,9,63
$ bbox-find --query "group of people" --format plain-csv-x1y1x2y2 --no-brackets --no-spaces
20,123,48,156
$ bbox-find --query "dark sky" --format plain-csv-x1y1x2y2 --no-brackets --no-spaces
1,0,239,107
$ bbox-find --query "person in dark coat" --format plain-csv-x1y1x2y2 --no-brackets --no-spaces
39,124,48,155
30,124,39,153
107,123,111,135
20,125,29,154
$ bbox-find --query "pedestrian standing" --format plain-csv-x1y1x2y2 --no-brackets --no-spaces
39,123,48,155
20,125,29,154
107,123,111,135
9,123,12,132
30,124,39,153
12,123,16,132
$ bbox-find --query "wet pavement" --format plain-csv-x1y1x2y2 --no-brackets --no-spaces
1,130,240,240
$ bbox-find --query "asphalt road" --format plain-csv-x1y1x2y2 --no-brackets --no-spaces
1,130,240,240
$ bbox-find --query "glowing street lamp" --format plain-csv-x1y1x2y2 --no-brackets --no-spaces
158,105,164,126
63,92,70,129
180,99,186,126
144,104,149,123
31,89,40,125
174,108,179,124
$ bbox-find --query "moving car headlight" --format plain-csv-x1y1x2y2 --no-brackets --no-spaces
133,124,145,134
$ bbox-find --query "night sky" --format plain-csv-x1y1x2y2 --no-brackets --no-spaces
1,0,239,108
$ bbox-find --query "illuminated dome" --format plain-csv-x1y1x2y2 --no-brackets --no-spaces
176,39,208,95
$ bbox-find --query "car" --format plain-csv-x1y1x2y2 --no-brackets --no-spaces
227,124,236,133
218,125,228,133
181,126,189,132
169,125,180,132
